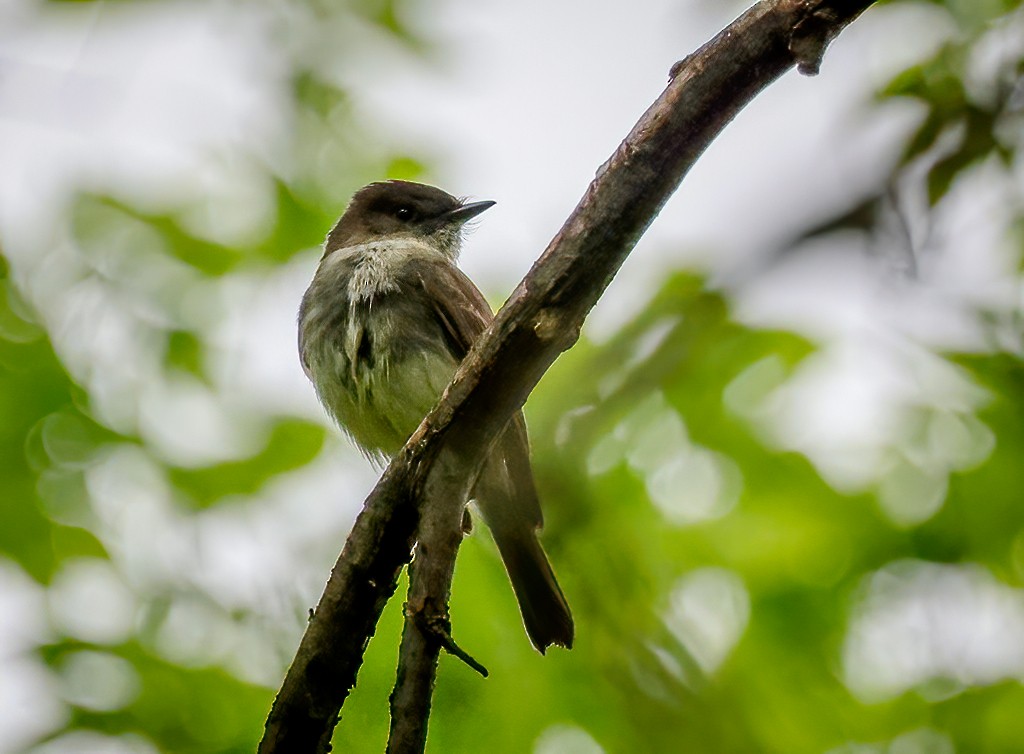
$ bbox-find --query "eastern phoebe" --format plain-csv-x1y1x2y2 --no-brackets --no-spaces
298,180,574,652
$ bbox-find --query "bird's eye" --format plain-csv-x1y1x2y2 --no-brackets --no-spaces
395,206,413,221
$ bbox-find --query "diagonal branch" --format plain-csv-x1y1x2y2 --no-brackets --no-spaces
258,1,877,751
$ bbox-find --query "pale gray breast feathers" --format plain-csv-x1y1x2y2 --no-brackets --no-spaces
298,239,459,455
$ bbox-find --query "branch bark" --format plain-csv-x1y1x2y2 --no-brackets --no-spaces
385,450,474,753
258,1,877,751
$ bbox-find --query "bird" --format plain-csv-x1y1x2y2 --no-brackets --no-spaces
298,180,573,652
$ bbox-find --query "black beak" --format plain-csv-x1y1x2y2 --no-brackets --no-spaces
443,200,496,225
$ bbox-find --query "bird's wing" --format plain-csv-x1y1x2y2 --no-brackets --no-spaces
410,257,493,359
411,256,548,528
409,257,543,528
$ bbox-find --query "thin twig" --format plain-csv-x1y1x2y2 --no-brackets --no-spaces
415,609,489,678
258,2,877,751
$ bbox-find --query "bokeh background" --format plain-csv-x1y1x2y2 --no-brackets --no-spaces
2,0,1023,752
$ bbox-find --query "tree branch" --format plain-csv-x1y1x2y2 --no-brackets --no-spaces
385,449,475,753
258,1,877,751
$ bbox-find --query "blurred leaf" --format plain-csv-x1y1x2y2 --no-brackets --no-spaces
43,639,271,753
882,50,969,167
937,352,1024,576
164,330,206,380
882,58,964,107
294,70,348,118
73,196,242,276
0,263,121,580
386,156,427,182
252,180,335,263
0,280,44,344
926,106,999,203
350,0,424,47
50,525,108,561
168,418,327,508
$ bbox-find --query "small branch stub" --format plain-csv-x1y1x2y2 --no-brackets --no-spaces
533,308,579,352
790,1,861,75
410,606,489,678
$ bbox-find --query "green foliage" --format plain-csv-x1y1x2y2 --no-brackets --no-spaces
879,3,1021,204
164,330,205,380
0,270,115,582
318,270,1024,754
507,278,1023,753
168,419,326,509
72,196,241,276
3,0,1024,752
40,639,271,753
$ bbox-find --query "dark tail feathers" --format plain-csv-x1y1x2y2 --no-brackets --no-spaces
493,529,574,653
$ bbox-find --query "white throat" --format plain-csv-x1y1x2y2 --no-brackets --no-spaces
325,237,451,301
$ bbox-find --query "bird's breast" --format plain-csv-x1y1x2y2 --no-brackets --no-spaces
298,240,458,455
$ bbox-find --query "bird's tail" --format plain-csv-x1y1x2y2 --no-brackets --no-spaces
488,521,574,653
473,423,574,652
